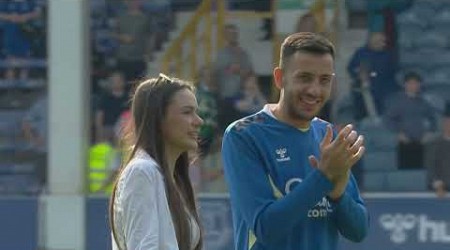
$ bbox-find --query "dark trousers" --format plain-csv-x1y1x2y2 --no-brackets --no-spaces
398,141,424,169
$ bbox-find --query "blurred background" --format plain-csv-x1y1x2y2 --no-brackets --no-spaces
1,0,450,249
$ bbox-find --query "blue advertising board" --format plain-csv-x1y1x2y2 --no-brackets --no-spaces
0,197,38,250
84,195,450,249
340,197,450,250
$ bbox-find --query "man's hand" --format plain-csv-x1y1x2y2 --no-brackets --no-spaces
309,124,365,198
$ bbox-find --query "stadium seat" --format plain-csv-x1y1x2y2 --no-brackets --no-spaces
0,110,25,137
363,151,397,172
397,11,426,29
0,174,41,195
425,68,450,86
363,172,387,192
386,170,428,191
359,119,398,151
414,32,447,49
345,0,368,12
0,163,35,175
431,9,450,26
424,84,450,103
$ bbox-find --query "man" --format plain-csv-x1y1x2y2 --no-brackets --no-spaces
348,32,399,118
384,72,436,169
115,0,154,81
214,24,253,132
222,32,369,249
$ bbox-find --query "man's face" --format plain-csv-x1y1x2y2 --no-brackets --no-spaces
280,51,334,124
405,78,421,96
369,32,386,51
225,26,239,45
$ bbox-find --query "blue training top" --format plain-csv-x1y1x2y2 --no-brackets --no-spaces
222,106,369,250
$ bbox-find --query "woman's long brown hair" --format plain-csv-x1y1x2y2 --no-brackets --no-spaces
109,75,203,250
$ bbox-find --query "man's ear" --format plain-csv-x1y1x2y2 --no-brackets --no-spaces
273,67,283,90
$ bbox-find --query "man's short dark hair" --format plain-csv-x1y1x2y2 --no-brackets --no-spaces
279,32,335,69
404,71,422,83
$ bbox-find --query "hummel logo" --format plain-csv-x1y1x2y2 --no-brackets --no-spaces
379,213,416,244
276,148,291,162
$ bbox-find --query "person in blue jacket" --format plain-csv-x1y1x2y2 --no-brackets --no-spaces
222,32,369,250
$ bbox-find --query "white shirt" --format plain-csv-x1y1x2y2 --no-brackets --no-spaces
112,150,200,250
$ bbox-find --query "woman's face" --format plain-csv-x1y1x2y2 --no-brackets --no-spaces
162,88,204,153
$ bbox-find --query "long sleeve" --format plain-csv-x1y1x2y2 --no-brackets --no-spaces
121,165,164,250
222,129,334,245
347,48,363,81
331,174,369,242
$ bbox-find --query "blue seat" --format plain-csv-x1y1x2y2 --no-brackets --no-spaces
346,0,368,12
386,170,427,191
425,68,450,86
363,151,397,172
397,11,426,29
0,110,25,137
414,32,447,49
359,119,397,147
424,84,450,102
398,28,422,49
427,52,450,68
410,3,436,24
400,49,449,69
363,172,387,192
0,175,41,195
414,0,443,11
432,9,450,26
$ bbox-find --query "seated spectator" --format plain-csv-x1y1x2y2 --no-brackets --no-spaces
426,102,450,198
348,32,399,118
22,91,47,187
384,72,437,169
95,71,129,143
234,74,266,117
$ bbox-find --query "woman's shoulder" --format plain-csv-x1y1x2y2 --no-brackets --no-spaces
121,150,163,184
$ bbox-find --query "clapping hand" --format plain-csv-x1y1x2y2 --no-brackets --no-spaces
309,124,365,200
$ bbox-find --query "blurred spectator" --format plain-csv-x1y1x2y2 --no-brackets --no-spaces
95,71,129,143
142,0,173,50
295,11,317,33
234,74,266,117
196,66,219,157
214,24,253,100
0,0,43,81
115,0,154,81
214,24,253,131
384,72,437,169
426,103,450,198
22,91,47,187
348,32,399,118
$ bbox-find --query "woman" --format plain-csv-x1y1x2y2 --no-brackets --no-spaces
109,73,204,250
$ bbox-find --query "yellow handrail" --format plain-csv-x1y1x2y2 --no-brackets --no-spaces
161,0,226,81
